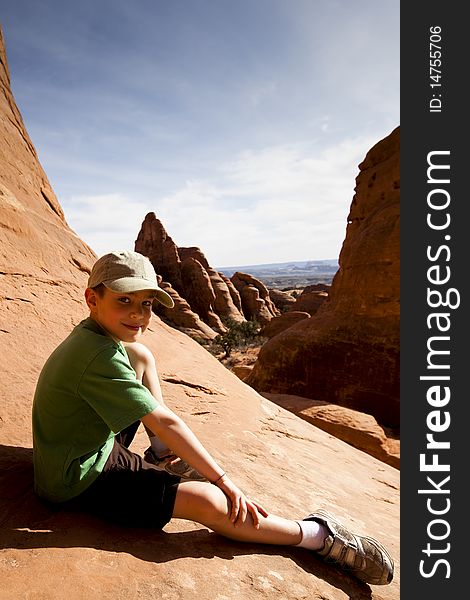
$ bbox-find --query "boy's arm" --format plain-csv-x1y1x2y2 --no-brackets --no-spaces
141,405,224,483
141,404,269,527
124,342,167,407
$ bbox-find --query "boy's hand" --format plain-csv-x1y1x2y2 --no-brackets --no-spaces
216,475,269,528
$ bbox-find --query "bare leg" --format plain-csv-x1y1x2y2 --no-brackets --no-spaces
125,345,394,586
173,480,302,546
127,343,301,544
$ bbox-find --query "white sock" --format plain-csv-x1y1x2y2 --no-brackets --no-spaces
295,520,329,551
148,434,170,457
144,424,170,456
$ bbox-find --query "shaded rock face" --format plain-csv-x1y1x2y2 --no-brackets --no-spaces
260,311,311,339
0,32,400,598
155,277,219,341
134,214,184,292
180,256,225,332
268,288,298,312
231,364,254,381
135,212,275,337
230,271,280,325
289,290,329,316
268,286,330,317
246,127,400,428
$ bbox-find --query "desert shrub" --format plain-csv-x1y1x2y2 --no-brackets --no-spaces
213,318,261,358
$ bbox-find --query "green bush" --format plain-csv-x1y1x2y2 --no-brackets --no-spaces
214,318,261,358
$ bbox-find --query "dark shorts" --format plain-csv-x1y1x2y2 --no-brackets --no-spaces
63,421,180,529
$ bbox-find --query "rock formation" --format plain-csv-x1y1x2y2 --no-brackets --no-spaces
260,311,311,339
134,213,184,292
268,286,330,319
135,212,279,336
135,213,242,338
230,364,255,381
289,289,329,316
155,277,219,341
0,29,400,598
246,127,400,428
230,271,280,325
268,288,298,311
302,283,331,293
0,28,97,453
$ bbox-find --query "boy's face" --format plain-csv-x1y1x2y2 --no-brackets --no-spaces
85,287,156,343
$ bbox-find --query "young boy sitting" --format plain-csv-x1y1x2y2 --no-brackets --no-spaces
32,250,394,587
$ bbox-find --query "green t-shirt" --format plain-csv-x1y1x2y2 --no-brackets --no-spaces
32,317,159,502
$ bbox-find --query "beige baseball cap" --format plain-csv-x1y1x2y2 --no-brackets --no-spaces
88,250,174,308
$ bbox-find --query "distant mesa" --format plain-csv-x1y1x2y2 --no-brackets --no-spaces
134,212,280,339
218,259,338,289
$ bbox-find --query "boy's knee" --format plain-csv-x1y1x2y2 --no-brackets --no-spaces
175,482,230,522
197,484,231,521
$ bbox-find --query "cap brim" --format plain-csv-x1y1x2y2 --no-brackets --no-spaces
155,289,175,309
104,278,175,308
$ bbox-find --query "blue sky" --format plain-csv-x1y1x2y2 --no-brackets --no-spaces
1,0,399,267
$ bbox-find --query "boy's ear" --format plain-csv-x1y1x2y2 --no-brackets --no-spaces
85,287,98,310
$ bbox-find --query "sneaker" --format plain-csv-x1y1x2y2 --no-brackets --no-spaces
143,447,207,482
304,509,394,585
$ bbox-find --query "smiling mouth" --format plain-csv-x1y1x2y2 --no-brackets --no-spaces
123,324,141,331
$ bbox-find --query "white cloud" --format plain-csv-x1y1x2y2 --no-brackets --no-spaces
150,134,380,265
61,132,383,266
247,80,278,107
5,0,398,270
63,193,151,257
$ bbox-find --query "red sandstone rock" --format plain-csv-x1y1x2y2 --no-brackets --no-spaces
180,253,242,328
180,256,224,331
246,127,400,428
231,364,254,381
219,273,243,313
155,278,219,340
262,393,399,469
260,311,311,339
0,30,97,449
268,288,298,311
207,269,245,323
135,213,246,332
289,290,329,316
302,283,331,293
230,271,280,325
135,213,184,293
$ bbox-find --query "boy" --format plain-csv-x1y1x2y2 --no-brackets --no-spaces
32,250,394,586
